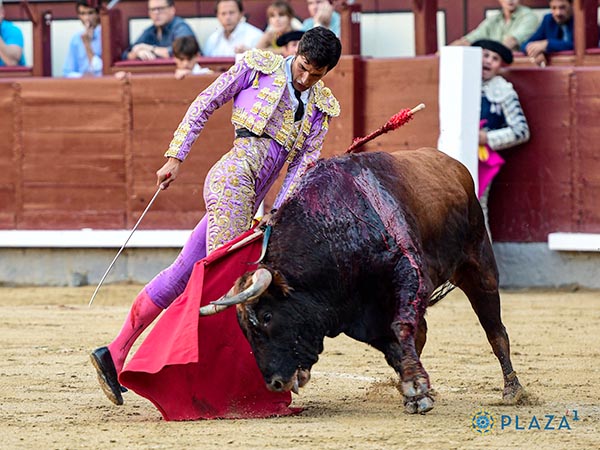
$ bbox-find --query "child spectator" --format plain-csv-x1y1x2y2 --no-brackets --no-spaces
172,35,211,79
275,30,304,57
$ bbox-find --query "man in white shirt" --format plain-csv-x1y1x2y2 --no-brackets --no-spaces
204,0,263,57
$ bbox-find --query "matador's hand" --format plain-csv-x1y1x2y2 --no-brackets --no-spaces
257,209,277,229
156,157,181,189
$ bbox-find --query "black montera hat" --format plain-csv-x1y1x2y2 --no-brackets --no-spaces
471,39,513,65
276,30,305,47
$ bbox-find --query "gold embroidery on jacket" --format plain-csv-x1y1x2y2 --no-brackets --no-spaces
313,82,340,117
244,49,283,74
165,122,191,158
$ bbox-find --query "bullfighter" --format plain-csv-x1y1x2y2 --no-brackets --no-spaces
90,26,342,406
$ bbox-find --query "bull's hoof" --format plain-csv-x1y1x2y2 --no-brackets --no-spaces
404,394,435,414
502,371,525,404
503,384,526,404
417,395,434,414
404,400,418,414
401,376,434,414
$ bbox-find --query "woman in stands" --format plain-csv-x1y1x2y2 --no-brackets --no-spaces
256,0,302,54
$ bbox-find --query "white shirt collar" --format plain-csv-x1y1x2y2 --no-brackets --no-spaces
285,56,309,107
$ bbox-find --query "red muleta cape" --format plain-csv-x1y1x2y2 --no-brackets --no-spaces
119,229,298,420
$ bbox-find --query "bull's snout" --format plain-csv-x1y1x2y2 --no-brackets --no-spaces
266,369,311,394
267,376,287,392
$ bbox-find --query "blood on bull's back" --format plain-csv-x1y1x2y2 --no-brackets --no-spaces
205,147,524,415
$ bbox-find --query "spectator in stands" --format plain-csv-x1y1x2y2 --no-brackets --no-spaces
521,0,573,67
0,0,25,66
123,0,196,61
256,1,302,54
173,35,211,79
62,0,103,78
114,36,211,81
302,0,340,37
91,27,342,407
449,0,538,52
473,39,530,236
204,0,262,57
276,30,304,57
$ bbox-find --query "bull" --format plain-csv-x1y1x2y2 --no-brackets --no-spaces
201,148,525,414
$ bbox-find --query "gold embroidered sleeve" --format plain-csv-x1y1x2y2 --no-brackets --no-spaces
164,58,253,161
273,113,329,208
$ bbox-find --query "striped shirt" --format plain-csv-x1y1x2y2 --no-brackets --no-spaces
481,75,530,150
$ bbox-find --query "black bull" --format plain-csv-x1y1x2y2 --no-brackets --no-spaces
203,148,525,414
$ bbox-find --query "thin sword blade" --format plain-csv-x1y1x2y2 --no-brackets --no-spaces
88,186,163,307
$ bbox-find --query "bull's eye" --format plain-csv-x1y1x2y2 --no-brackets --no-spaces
262,311,272,325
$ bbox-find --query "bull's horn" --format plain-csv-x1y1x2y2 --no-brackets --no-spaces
213,268,272,306
199,303,230,316
200,269,272,318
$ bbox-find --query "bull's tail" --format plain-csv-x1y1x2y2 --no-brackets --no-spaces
428,281,457,306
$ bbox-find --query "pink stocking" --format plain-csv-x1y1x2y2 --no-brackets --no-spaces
107,288,162,373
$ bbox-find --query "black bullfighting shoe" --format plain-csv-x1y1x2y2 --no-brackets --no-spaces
90,346,124,406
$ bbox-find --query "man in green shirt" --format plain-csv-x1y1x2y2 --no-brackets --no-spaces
450,0,539,51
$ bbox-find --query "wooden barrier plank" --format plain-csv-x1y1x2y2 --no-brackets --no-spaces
0,83,16,186
0,82,17,226
22,185,126,211
573,70,600,233
22,153,125,185
0,186,16,227
130,184,204,212
18,211,126,229
503,68,572,185
491,182,574,239
127,75,233,229
492,68,574,240
361,56,440,152
2,55,600,239
14,79,129,228
318,56,357,156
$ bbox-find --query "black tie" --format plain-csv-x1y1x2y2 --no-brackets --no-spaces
294,89,304,122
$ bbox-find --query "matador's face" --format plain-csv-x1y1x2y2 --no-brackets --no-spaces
291,55,329,92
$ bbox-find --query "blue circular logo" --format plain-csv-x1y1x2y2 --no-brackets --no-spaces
471,409,496,435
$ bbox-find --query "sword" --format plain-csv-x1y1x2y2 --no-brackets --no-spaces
88,174,170,307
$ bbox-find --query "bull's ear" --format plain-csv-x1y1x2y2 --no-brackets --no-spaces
272,270,292,296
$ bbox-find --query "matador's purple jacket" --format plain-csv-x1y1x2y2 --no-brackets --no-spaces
165,48,340,207
144,50,339,308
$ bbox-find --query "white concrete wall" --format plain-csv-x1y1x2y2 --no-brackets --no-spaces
0,248,180,286
2,244,599,289
360,11,446,58
14,19,83,77
494,243,600,290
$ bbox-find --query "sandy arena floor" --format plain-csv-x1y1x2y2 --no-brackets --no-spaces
0,285,598,449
